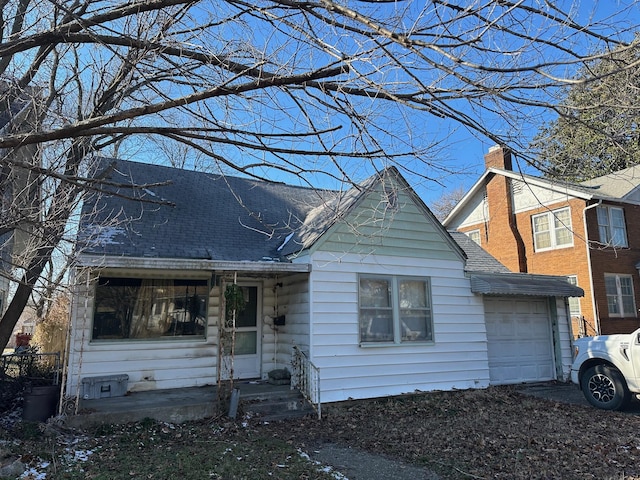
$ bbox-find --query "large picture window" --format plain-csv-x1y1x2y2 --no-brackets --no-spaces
359,276,433,344
604,274,636,318
597,206,628,247
532,207,573,251
92,277,208,340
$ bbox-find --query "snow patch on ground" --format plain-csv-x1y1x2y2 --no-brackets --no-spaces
298,449,349,480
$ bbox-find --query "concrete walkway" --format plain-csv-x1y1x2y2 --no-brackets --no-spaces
517,381,640,413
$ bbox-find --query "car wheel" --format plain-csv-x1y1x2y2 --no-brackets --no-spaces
581,364,631,411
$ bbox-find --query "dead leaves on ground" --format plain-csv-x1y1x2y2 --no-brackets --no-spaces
265,386,640,479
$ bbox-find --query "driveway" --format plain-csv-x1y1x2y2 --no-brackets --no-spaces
517,381,640,414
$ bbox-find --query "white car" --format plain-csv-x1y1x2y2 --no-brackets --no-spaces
571,328,640,410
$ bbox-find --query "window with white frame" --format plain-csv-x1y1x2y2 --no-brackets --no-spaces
359,275,433,344
465,230,481,246
566,276,580,316
532,207,573,251
604,274,636,317
597,206,628,247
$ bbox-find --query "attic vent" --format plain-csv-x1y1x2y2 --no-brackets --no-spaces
512,182,523,195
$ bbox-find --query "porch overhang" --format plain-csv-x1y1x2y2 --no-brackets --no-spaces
469,272,584,297
75,255,312,274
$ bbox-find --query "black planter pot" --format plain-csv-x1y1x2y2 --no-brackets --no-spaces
22,385,60,422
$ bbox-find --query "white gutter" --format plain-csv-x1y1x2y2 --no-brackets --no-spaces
75,255,312,273
583,199,602,334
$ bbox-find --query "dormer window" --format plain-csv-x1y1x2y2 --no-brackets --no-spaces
597,206,628,248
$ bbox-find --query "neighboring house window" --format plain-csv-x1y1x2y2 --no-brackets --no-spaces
567,276,580,316
466,230,481,246
359,275,433,344
597,206,628,247
532,207,573,251
92,277,208,340
604,274,636,317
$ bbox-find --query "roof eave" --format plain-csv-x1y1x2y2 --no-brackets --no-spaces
75,255,312,273
442,170,492,227
469,272,584,297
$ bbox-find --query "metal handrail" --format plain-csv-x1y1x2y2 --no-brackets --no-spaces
291,345,321,419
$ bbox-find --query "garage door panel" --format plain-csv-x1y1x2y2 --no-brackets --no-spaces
485,297,555,385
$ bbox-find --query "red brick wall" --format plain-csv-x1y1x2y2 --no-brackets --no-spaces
457,146,640,336
480,173,532,272
459,194,640,336
586,202,640,334
512,198,596,336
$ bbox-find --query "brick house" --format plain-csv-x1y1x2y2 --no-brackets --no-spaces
443,145,640,337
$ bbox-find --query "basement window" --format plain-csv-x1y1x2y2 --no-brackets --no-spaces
92,277,208,340
358,275,433,344
532,207,573,252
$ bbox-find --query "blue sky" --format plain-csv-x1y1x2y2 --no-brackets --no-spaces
409,1,640,205
118,1,640,209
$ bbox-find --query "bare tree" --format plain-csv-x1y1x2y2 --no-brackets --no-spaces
432,185,467,222
0,0,639,349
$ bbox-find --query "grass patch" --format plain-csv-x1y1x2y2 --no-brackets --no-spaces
48,419,338,480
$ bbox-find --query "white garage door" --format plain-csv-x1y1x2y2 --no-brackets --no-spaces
485,297,555,385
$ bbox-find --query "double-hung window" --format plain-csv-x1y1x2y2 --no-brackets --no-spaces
92,277,209,340
532,207,573,251
604,274,636,317
597,206,628,247
566,275,581,317
359,275,433,344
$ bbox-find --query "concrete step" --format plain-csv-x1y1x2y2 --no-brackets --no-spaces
242,389,315,421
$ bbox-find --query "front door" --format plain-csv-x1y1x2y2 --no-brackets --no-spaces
228,284,261,379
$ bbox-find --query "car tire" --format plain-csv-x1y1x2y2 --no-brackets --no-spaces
581,364,631,411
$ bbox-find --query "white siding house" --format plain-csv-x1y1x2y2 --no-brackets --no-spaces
66,159,581,406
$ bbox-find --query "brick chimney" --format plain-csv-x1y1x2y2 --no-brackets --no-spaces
484,145,512,171
483,145,527,272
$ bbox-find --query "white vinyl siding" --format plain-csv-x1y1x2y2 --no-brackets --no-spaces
604,274,636,317
309,251,489,404
597,206,628,247
532,207,573,251
306,176,487,403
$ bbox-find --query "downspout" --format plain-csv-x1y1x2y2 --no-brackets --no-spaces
583,199,602,335
506,177,527,273
564,297,575,379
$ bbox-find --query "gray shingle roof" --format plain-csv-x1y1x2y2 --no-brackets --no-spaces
470,272,584,297
579,164,640,199
78,159,337,261
448,231,509,274
449,231,583,297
